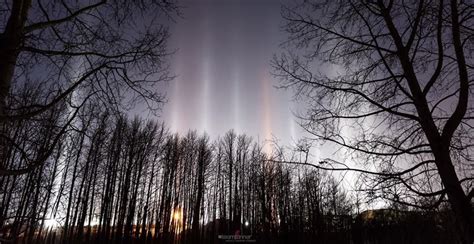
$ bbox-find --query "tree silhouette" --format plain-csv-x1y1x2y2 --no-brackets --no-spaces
273,0,473,243
0,0,178,175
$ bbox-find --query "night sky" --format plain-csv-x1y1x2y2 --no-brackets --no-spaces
161,0,305,150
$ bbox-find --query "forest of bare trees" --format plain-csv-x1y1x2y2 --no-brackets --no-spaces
0,107,358,243
1,0,473,243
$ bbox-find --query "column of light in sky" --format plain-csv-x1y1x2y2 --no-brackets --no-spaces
261,70,273,154
232,67,241,133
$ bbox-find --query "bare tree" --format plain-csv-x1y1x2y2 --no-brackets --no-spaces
273,0,473,243
0,0,178,175
191,134,212,242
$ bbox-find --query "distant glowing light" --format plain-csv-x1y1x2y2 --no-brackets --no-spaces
244,220,249,227
88,219,99,227
171,207,184,234
44,218,58,229
173,207,183,222
172,207,184,234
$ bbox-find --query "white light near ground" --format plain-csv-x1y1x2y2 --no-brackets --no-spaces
44,219,58,229
88,219,99,226
245,220,249,227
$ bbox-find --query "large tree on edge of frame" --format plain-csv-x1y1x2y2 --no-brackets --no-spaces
0,0,178,176
273,0,473,243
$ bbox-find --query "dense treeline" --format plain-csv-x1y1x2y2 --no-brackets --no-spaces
0,105,353,243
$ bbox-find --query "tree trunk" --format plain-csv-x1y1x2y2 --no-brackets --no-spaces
434,148,473,244
0,0,31,173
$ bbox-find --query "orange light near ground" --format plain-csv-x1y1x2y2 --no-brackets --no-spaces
173,207,182,222
171,207,183,234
